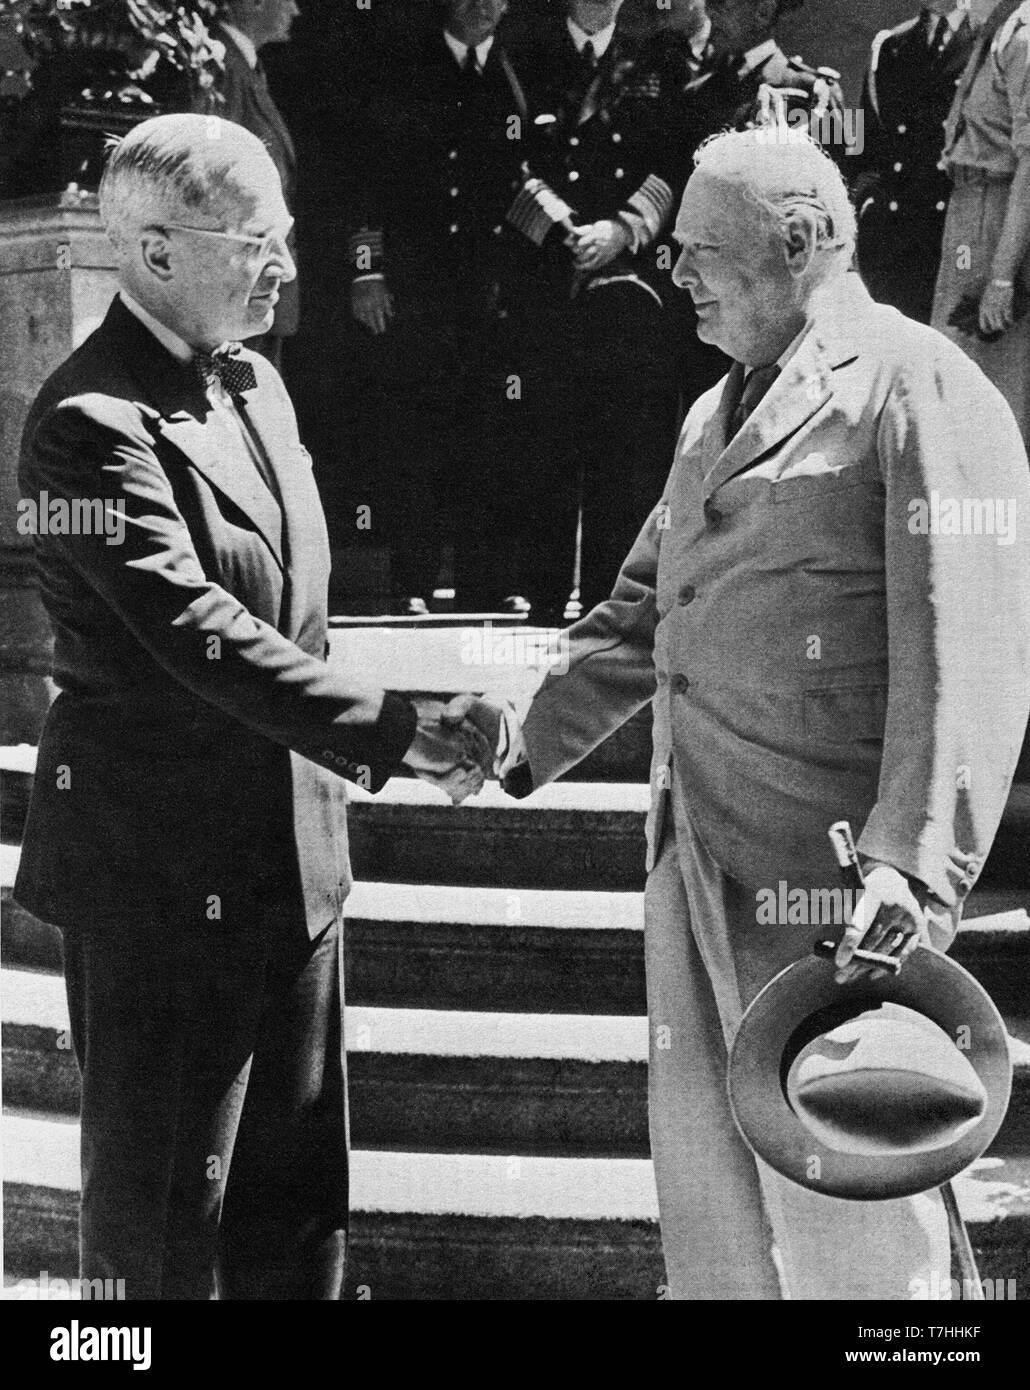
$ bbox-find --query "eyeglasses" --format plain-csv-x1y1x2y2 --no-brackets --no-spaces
155,220,294,260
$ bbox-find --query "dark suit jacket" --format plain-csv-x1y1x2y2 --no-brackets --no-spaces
15,296,415,936
205,27,300,336
347,28,529,306
509,17,679,304
854,11,974,322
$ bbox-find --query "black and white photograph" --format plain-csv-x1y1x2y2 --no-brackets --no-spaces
0,0,1029,1342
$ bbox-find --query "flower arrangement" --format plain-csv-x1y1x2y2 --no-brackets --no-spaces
0,0,225,107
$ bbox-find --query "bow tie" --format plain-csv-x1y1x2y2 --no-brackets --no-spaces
192,344,258,396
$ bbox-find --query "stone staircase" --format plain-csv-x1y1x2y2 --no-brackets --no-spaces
3,625,1030,1299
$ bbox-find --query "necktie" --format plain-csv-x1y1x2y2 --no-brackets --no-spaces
581,40,597,71
728,364,779,439
464,46,480,77
193,344,258,397
929,15,950,56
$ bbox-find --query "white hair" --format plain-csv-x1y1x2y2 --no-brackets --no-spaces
693,127,857,262
98,114,279,249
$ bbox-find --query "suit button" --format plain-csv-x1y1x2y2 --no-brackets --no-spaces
704,501,723,530
493,224,502,235
450,224,459,234
568,170,579,181
612,131,622,143
450,187,459,196
449,149,458,160
936,200,946,211
678,584,696,605
897,123,907,134
888,200,898,212
570,136,580,146
614,168,625,179
671,674,690,694
893,161,903,172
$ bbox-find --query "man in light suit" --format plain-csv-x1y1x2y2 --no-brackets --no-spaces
198,0,300,367
449,129,1030,1297
15,114,489,1299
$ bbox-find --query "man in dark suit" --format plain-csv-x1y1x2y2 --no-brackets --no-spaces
505,0,682,621
197,0,300,366
688,1,846,142
14,113,490,1299
347,0,530,615
853,4,975,324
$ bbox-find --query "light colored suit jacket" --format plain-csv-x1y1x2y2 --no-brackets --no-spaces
508,272,1030,910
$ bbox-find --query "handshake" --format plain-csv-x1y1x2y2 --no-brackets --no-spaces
401,695,520,804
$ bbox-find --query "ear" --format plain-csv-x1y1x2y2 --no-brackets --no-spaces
781,209,818,278
139,229,175,283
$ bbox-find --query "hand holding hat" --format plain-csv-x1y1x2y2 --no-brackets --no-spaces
834,862,932,984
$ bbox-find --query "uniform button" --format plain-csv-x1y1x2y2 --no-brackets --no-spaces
449,224,459,234
671,674,690,694
936,200,946,211
612,131,622,143
449,149,458,160
493,224,502,235
888,200,899,212
614,168,625,179
450,187,459,197
893,161,903,172
897,123,907,134
678,584,696,605
569,136,579,146
704,501,723,530
568,170,579,181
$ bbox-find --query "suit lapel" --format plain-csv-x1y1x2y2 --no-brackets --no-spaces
702,275,866,502
156,407,285,568
104,298,287,569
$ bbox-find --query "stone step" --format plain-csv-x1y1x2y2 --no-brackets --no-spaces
6,752,1028,890
4,1114,1029,1298
345,779,1030,891
5,849,1028,1014
6,966,1030,1158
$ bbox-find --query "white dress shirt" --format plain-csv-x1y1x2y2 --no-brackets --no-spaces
118,291,279,502
443,29,495,69
566,17,617,59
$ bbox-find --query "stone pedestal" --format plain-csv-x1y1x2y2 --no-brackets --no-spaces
0,191,117,744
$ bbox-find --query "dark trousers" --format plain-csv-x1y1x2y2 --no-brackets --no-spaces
358,286,518,607
61,913,348,1300
858,204,946,325
512,280,680,617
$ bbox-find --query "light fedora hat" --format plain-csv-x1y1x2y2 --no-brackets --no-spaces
728,947,1012,1200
